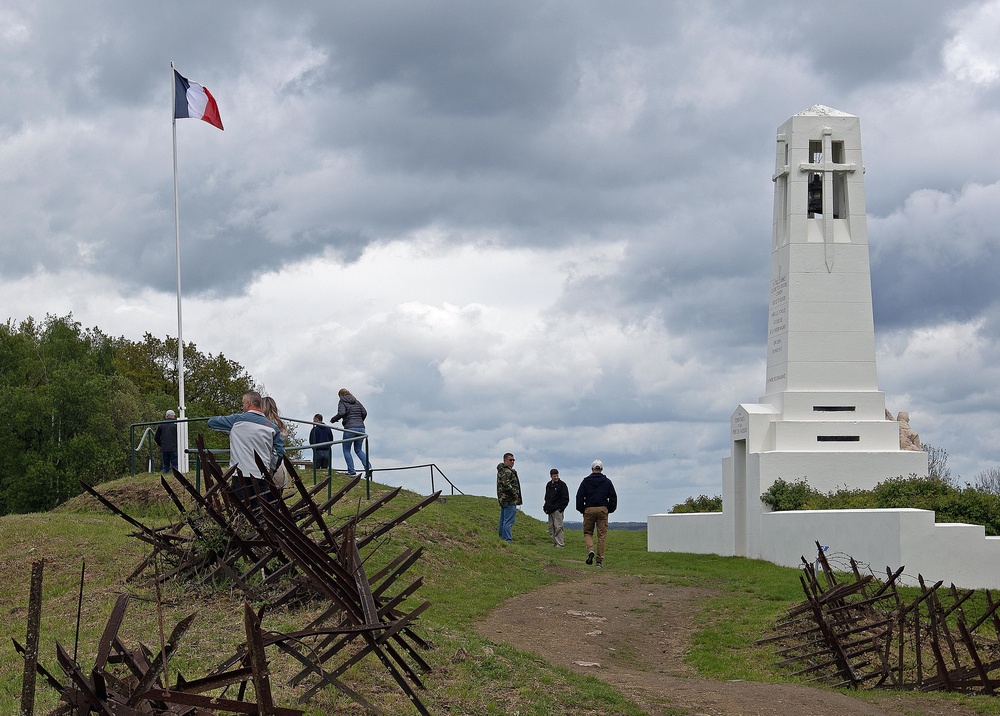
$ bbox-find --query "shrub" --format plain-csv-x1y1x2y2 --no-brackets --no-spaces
670,494,723,513
757,474,1000,536
760,478,818,511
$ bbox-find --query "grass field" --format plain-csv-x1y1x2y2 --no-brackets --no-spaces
1,472,997,714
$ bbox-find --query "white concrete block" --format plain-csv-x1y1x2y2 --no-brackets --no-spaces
783,330,876,364
754,451,928,493
779,243,873,273
760,391,888,420
784,361,879,391
647,512,732,554
771,420,903,451
784,271,874,303
782,302,874,335
768,361,879,391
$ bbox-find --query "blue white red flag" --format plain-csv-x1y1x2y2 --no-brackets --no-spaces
173,69,224,130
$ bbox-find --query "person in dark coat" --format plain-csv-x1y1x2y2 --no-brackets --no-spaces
575,459,618,568
543,468,570,547
153,409,178,474
309,413,334,470
331,388,371,475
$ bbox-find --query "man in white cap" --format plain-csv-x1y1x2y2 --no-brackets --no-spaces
575,459,618,568
154,409,179,474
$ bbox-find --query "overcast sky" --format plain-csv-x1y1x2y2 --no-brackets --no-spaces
3,1,1000,522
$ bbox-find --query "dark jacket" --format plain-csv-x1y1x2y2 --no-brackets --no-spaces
154,421,177,452
309,424,334,454
543,479,570,514
332,395,368,430
576,472,618,514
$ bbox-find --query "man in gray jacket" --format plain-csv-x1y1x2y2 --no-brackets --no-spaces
208,391,284,508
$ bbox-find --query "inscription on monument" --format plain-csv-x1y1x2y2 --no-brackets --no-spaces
768,274,788,364
732,412,748,439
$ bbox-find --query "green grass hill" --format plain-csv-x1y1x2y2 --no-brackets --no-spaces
1,472,996,715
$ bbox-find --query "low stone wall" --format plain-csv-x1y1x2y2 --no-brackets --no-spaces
648,507,1000,589
646,511,730,555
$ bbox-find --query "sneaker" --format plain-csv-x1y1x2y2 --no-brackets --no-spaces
586,551,595,565
596,559,603,568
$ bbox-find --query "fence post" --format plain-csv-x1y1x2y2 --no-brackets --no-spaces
19,559,43,716
147,430,155,474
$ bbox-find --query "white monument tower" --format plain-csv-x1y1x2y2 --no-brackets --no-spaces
725,104,927,558
649,106,945,573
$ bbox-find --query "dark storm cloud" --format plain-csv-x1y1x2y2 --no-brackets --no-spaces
870,181,1000,330
768,1,954,89
9,0,953,299
308,2,580,117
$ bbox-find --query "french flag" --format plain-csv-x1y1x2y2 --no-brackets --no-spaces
173,69,224,130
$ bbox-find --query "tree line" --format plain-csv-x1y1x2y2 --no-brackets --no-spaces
0,314,257,514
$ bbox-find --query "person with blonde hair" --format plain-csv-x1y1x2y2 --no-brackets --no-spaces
330,388,371,476
261,396,290,490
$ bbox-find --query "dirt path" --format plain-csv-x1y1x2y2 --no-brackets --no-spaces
474,570,983,716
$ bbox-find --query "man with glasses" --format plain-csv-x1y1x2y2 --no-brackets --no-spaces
496,452,523,543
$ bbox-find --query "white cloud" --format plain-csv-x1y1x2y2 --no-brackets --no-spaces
944,0,1000,85
4,1,1000,521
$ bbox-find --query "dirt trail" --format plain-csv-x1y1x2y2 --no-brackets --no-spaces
474,571,983,716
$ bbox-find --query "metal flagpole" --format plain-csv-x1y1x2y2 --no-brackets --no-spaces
171,61,190,473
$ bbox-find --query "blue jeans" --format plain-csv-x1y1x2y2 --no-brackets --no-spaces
498,504,516,542
342,431,370,474
161,450,178,474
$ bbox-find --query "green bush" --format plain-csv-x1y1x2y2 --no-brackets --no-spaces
759,474,1000,536
760,478,817,511
670,494,723,513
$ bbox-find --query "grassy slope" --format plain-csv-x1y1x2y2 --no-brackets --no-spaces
1,474,996,715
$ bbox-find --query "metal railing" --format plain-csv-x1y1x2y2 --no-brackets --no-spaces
366,464,463,496
132,425,157,473
130,417,368,476
130,416,463,499
130,417,204,476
